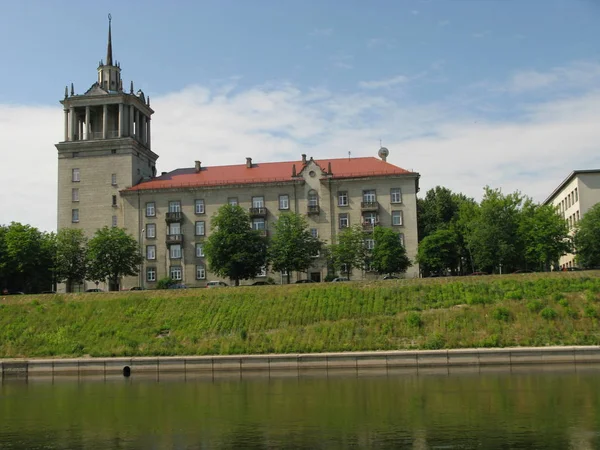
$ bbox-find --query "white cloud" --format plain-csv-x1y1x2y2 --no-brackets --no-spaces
359,75,410,89
508,61,600,93
330,54,354,70
472,30,491,38
309,28,333,37
2,61,600,232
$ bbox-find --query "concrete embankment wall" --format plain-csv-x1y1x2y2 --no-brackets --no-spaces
2,346,600,379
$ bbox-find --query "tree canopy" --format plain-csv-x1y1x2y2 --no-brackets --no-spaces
371,227,411,275
55,228,88,292
204,204,268,285
86,227,142,291
574,203,600,268
269,212,321,283
331,225,368,279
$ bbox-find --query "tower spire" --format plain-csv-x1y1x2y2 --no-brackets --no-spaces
106,14,113,66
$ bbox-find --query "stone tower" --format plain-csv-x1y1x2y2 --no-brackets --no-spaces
56,15,158,236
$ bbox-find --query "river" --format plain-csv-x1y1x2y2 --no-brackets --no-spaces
1,365,599,449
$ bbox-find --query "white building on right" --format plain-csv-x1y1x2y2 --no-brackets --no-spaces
544,169,600,269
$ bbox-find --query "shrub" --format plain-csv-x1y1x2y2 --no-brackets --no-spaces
558,299,569,308
423,333,445,350
565,307,579,319
527,300,544,313
405,312,423,328
584,305,597,319
467,294,494,306
540,307,558,320
156,277,174,290
553,293,566,302
585,290,598,302
504,291,523,300
492,307,511,322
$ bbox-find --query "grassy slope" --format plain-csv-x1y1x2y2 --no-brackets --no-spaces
2,272,600,358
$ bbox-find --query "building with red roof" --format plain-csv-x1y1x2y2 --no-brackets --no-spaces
55,19,420,292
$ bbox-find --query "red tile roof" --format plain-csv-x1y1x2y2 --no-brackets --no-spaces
124,157,416,192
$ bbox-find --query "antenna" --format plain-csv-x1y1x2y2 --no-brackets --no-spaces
379,138,382,147
348,151,351,160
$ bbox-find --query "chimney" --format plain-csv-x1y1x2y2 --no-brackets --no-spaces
246,157,252,168
194,160,201,173
161,171,167,176
301,154,307,164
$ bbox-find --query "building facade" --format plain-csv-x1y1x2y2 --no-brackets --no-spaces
543,169,600,269
56,20,420,290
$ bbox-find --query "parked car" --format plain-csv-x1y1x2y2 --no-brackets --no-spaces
295,279,316,284
331,277,349,282
206,281,228,288
85,288,103,292
383,275,399,280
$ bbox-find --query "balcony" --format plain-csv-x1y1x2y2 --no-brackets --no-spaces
307,205,320,215
166,234,183,245
165,212,183,223
249,207,267,217
361,201,379,212
362,220,380,231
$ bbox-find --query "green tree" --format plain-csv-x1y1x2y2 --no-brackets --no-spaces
467,187,524,273
371,227,411,275
331,225,368,280
87,227,143,291
574,203,600,268
519,200,571,271
417,228,460,275
417,186,462,241
269,212,321,283
204,204,268,286
0,222,55,293
55,228,88,292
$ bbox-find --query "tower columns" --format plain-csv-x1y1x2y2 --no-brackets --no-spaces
102,104,108,139
85,107,90,140
147,117,151,150
118,103,123,137
129,105,135,138
64,110,69,141
69,107,75,141
134,108,139,140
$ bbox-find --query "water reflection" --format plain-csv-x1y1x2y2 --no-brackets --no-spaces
1,365,599,449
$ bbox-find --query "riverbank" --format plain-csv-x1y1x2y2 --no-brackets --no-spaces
1,272,600,358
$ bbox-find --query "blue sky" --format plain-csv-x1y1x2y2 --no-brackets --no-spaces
1,0,600,231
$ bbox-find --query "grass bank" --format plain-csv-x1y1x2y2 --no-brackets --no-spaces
2,272,600,358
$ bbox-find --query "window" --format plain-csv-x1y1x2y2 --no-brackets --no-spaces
196,265,206,280
390,188,402,203
146,202,155,217
257,266,267,277
252,218,266,230
169,222,181,235
310,228,318,238
146,245,156,260
72,188,79,202
195,199,205,214
72,168,80,182
170,244,182,259
308,190,319,207
398,233,405,247
112,195,117,207
169,201,181,213
363,212,377,225
195,221,205,236
111,173,117,186
146,267,156,282
170,266,182,281
71,209,79,223
338,191,349,207
339,213,349,229
146,223,156,239
111,215,117,227
111,149,117,155
279,195,289,210
392,210,403,226
252,196,264,208
365,238,375,250
228,197,238,206
196,243,204,257
363,190,376,203
575,188,578,202
72,152,79,158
